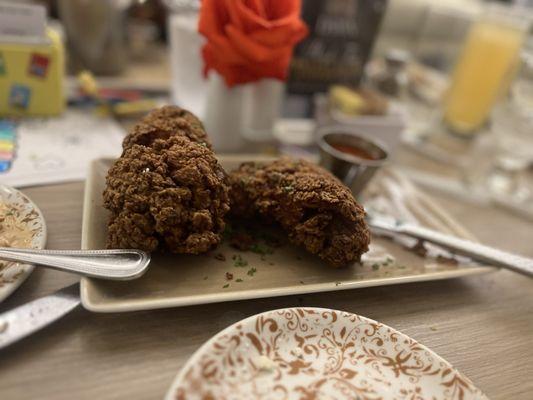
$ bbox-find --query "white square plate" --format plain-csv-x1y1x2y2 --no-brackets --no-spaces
80,156,494,312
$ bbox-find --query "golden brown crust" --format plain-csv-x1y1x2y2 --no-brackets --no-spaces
122,105,211,151
104,108,229,254
229,158,370,267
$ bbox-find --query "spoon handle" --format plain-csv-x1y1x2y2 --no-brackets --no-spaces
0,248,150,280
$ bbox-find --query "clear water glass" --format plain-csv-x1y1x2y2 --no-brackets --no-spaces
487,52,533,201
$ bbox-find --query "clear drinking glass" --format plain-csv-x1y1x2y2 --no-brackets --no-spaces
413,4,476,72
442,5,530,137
165,0,206,118
487,51,533,201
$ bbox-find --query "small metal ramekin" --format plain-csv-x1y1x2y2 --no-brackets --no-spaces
318,127,389,196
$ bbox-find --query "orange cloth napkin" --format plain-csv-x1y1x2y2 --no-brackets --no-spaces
199,0,308,87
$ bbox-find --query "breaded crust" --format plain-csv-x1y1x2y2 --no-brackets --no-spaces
104,107,229,254
229,158,370,267
122,105,210,151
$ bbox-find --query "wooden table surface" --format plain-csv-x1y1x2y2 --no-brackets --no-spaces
1,166,533,399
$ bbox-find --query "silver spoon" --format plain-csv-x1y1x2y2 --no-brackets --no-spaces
0,248,150,280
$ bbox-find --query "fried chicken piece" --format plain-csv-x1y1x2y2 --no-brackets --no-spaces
104,134,230,254
229,158,370,267
122,105,210,151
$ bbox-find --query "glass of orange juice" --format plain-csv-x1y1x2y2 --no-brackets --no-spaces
443,5,530,137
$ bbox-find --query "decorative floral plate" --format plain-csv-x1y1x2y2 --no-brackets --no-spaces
166,307,488,400
0,185,47,303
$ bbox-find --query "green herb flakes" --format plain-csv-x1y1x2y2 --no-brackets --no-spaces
282,185,294,193
250,243,274,256
232,254,248,267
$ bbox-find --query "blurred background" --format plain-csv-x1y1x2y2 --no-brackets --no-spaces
1,0,533,220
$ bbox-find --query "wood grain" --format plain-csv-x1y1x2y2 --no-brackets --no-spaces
0,176,532,399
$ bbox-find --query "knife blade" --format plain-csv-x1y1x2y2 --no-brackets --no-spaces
0,284,80,350
367,213,533,278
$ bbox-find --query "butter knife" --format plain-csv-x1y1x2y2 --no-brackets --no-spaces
0,284,80,350
368,213,533,278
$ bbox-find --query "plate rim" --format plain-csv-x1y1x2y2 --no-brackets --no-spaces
80,157,496,313
81,265,494,313
0,184,47,303
164,306,487,400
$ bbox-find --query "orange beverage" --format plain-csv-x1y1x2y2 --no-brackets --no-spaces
443,9,528,136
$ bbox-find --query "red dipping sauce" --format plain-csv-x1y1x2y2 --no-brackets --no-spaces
330,143,378,160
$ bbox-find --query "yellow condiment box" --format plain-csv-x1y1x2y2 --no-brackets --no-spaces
0,29,65,116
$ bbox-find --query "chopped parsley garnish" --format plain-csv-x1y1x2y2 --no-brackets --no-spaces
250,243,274,256
222,283,229,288
282,185,294,193
235,278,243,283
247,267,257,276
232,254,248,267
372,264,380,271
